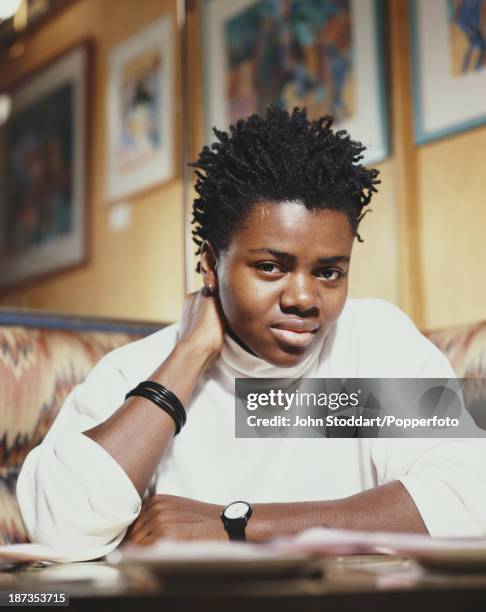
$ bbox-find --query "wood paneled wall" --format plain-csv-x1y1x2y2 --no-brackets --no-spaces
0,0,485,328
0,0,184,322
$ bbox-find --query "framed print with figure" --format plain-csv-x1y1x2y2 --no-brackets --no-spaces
410,0,486,144
0,42,89,291
201,0,389,164
105,14,175,202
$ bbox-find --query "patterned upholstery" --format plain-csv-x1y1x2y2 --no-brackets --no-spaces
0,311,163,545
425,320,486,430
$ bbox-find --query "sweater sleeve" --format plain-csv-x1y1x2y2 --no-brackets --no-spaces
368,301,486,537
397,438,486,536
16,355,142,562
393,345,486,536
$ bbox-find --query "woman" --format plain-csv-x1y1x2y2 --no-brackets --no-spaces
17,106,486,561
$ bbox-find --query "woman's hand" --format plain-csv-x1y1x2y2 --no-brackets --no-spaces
123,494,226,545
177,288,226,369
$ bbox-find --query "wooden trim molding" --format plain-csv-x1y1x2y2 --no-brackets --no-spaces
388,0,424,327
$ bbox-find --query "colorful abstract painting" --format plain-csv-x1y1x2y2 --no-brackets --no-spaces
117,48,163,171
105,15,174,201
411,0,486,143
0,44,87,289
5,83,73,254
202,0,388,177
224,0,354,124
448,0,486,76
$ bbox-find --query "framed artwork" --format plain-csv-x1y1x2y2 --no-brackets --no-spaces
201,0,389,164
105,14,175,202
0,42,89,291
410,0,486,144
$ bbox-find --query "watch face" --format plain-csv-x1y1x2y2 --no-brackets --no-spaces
224,501,250,520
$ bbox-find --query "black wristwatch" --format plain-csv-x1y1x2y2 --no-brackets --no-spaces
220,501,252,541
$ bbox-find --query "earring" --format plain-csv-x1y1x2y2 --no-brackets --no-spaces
203,284,214,296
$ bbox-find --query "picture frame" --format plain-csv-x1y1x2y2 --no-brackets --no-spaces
0,42,90,291
105,14,175,202
410,0,486,144
201,0,389,164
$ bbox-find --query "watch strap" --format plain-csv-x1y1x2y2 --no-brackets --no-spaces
223,517,247,541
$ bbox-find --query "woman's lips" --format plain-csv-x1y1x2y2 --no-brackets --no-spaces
269,327,317,348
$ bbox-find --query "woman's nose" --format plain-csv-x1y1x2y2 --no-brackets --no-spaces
279,274,319,313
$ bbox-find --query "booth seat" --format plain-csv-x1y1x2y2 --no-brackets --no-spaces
425,321,486,429
0,308,484,545
0,308,164,545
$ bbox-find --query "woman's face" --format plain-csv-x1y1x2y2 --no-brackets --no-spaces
209,200,355,367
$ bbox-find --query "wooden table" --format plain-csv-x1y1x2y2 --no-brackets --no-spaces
2,555,486,611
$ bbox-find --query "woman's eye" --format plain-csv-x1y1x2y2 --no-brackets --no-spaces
256,262,282,274
318,269,342,281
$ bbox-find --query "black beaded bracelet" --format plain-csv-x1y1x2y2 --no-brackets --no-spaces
125,381,186,435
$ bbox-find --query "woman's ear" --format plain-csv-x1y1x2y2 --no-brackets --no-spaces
199,241,219,292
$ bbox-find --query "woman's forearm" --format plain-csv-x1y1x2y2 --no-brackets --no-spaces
83,339,214,497
83,288,226,499
246,480,428,541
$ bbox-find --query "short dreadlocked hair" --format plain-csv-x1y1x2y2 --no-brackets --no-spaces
190,105,380,272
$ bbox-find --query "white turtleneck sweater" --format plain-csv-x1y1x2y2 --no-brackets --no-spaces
16,299,486,561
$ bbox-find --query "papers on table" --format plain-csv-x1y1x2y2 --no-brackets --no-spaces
3,529,486,570
110,539,282,561
272,528,486,569
110,530,486,575
277,527,486,556
0,543,70,565
108,539,313,578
